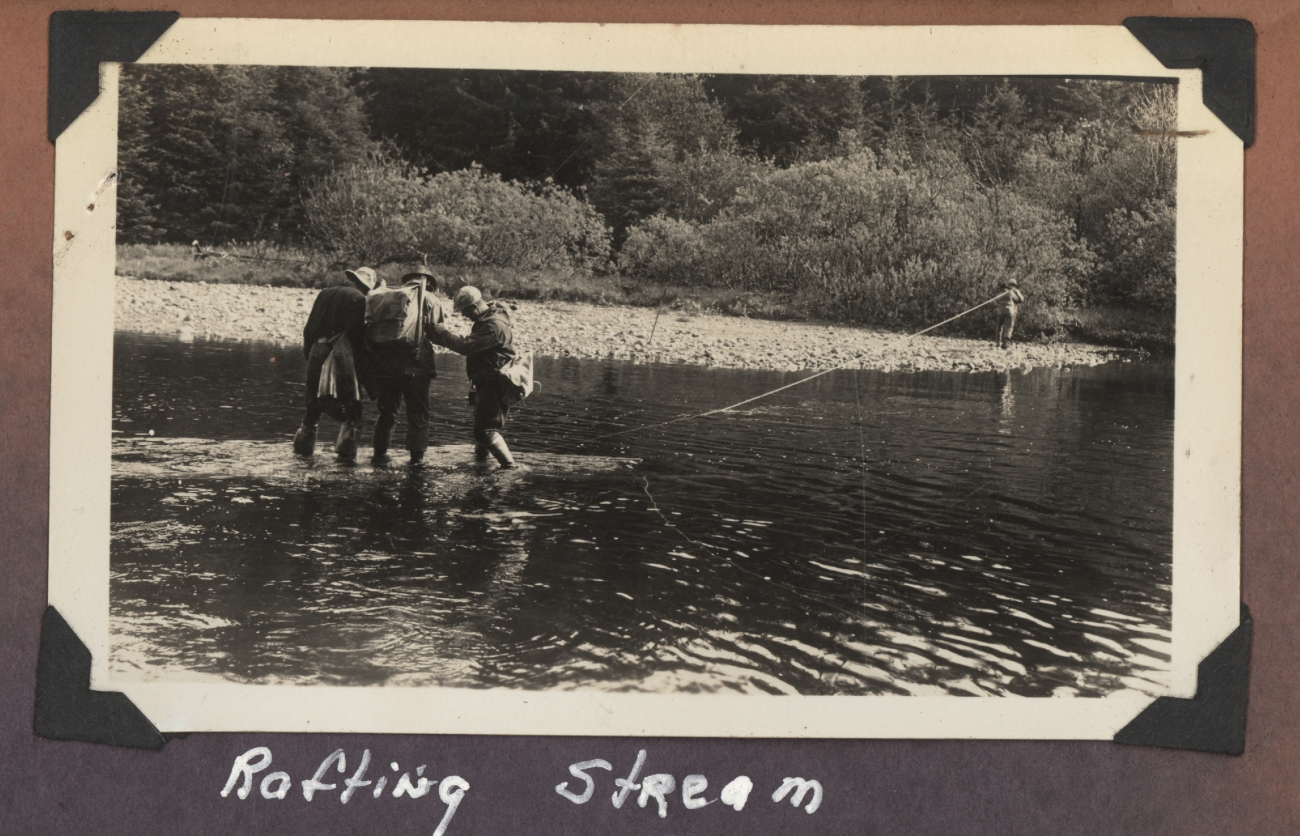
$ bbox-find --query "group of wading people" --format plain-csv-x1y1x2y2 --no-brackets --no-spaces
293,266,524,468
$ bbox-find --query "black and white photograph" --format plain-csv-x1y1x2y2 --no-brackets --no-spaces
48,21,1243,737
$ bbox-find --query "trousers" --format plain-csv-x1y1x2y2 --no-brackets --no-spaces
996,309,1018,347
471,376,511,444
373,372,432,455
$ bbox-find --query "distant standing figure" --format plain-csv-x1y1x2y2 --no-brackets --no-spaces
996,279,1026,349
294,266,377,459
429,286,518,469
366,267,446,464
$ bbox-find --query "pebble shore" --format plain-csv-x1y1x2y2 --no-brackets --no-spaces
115,276,1125,373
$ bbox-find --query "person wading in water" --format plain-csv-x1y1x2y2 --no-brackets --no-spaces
365,267,446,464
294,266,377,460
429,286,518,469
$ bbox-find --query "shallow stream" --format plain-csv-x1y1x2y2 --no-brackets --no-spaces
111,332,1174,697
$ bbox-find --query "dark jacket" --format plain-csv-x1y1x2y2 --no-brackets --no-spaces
430,302,516,382
366,292,446,378
302,285,367,358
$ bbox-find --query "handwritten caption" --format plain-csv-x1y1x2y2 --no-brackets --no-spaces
220,745,821,832
220,747,468,836
556,749,822,818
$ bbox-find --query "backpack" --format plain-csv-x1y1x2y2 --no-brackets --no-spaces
365,282,424,348
499,350,538,405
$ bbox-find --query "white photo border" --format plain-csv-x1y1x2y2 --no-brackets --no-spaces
49,20,1242,737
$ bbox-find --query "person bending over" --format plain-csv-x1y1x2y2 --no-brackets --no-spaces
294,266,376,459
429,286,518,469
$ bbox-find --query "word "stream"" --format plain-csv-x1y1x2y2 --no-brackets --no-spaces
220,747,468,836
556,749,823,818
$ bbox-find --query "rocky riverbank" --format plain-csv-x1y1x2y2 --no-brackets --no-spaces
115,276,1127,373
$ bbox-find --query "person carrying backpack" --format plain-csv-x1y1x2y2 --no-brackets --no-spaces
294,266,377,460
429,286,519,469
365,267,446,463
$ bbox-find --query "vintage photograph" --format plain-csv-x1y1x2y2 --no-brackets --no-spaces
46,20,1242,737
108,64,1178,698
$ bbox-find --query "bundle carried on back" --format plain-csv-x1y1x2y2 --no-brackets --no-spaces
366,281,427,349
316,334,362,420
499,350,538,405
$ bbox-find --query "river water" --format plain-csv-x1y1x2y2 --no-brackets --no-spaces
110,332,1173,697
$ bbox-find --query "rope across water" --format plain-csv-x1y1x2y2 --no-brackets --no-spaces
541,290,1008,452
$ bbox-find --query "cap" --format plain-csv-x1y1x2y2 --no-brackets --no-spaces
453,286,484,315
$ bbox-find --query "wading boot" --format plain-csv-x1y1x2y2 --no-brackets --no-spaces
372,422,393,462
474,443,490,463
292,424,317,456
485,432,516,469
335,421,360,462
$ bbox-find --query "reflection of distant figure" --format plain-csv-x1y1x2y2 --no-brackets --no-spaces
995,279,1026,349
997,371,1016,422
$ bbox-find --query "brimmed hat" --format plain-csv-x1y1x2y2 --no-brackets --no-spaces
1003,278,1019,288
344,266,378,292
401,266,437,286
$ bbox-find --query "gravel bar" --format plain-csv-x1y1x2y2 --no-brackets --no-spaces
116,276,1125,373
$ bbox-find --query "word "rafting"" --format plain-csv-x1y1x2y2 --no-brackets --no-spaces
556,749,823,818
221,747,468,836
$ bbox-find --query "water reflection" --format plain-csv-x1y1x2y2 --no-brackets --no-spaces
997,370,1015,425
111,333,1174,697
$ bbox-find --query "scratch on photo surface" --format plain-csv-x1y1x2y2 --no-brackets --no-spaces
1136,129,1209,138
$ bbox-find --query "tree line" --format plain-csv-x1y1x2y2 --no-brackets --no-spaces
118,65,1176,336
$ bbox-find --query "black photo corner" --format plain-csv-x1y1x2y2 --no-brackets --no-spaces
39,11,1253,755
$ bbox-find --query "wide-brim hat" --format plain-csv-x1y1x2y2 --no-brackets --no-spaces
401,266,437,286
1003,278,1019,288
345,266,378,291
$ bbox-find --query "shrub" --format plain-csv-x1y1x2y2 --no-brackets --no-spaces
304,155,613,272
618,215,707,285
1095,200,1176,312
620,150,1094,337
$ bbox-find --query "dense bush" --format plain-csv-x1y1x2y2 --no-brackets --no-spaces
620,150,1094,337
304,155,612,271
1096,200,1176,312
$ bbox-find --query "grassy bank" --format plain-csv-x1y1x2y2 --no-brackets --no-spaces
117,243,1172,351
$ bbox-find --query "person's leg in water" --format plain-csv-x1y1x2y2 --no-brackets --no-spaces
294,340,330,455
334,398,363,461
372,376,402,462
472,376,514,468
403,372,431,463
468,386,490,462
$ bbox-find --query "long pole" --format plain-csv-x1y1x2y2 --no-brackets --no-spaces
415,276,426,348
562,290,1010,448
